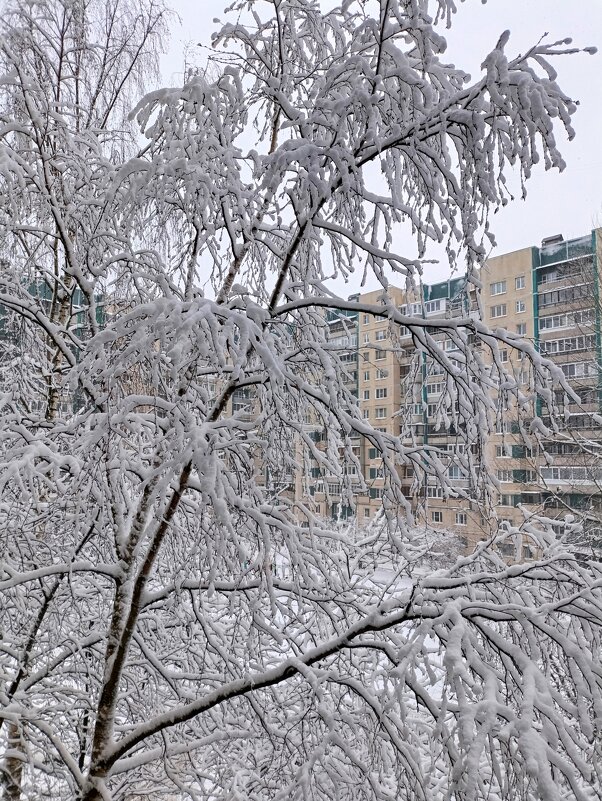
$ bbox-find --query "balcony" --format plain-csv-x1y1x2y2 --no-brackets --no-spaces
540,466,602,485
537,283,592,310
537,235,592,268
324,471,362,484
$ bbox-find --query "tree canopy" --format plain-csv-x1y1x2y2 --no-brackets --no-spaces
0,1,600,800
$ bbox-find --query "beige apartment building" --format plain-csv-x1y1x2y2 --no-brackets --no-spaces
309,229,602,557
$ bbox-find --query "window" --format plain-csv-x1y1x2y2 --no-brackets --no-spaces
540,466,600,482
369,467,384,479
375,349,386,360
515,275,526,290
516,323,527,336
539,308,594,331
369,488,384,499
500,349,508,362
363,389,370,400
375,329,386,341
553,412,597,430
368,448,378,459
538,270,560,285
455,512,467,526
426,382,444,396
363,371,370,381
329,334,358,349
375,407,387,419
539,284,590,308
497,470,513,483
444,443,466,454
496,445,509,458
424,299,443,314
364,507,371,518
490,304,507,319
542,441,582,456
539,334,596,356
513,469,536,483
427,486,443,498
496,420,521,435
362,409,369,419
376,369,387,379
490,280,507,296
560,362,597,379
232,401,252,413
448,466,463,480
363,314,370,324
500,494,516,507
363,332,370,344
569,387,600,404
516,300,526,313
375,387,387,399
431,511,443,523
362,352,370,362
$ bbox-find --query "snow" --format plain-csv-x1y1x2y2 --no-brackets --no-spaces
0,1,600,799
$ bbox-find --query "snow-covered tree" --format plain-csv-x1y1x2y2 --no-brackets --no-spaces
0,1,600,800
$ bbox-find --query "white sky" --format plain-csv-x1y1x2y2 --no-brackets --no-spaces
159,1,602,288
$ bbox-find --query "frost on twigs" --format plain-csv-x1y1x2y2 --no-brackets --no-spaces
0,1,600,800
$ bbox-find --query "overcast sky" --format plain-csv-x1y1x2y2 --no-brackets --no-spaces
160,1,602,288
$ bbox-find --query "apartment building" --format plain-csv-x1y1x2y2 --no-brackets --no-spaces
310,279,483,532
310,229,602,556
3,233,599,555
484,230,602,555
0,280,107,416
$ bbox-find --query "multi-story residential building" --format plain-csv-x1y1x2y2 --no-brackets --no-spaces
355,286,408,525
0,280,107,416
309,229,602,557
310,280,483,532
483,230,602,555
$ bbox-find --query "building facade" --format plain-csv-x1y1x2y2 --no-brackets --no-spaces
310,230,602,556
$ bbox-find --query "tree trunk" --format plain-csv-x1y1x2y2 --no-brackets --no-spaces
1,723,23,801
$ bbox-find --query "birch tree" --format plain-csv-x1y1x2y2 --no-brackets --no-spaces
0,1,601,800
